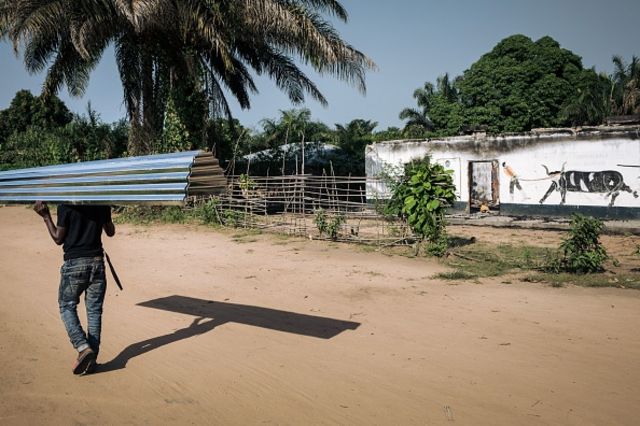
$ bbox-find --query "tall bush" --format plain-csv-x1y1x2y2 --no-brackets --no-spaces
386,156,457,255
547,214,609,273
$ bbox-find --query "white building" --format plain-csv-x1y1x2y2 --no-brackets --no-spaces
365,126,640,219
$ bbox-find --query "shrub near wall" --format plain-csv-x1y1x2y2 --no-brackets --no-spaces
387,156,457,256
547,214,609,273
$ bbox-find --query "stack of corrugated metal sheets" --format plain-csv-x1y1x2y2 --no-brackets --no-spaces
0,150,226,205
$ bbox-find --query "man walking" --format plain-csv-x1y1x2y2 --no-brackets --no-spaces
502,161,528,201
34,201,115,375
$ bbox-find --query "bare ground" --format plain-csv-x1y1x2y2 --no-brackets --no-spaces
1,205,639,425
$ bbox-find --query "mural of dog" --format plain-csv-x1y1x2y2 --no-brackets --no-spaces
539,163,638,207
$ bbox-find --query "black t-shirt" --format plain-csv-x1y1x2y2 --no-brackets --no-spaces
56,205,112,261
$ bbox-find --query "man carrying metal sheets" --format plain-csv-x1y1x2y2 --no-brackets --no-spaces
34,201,115,375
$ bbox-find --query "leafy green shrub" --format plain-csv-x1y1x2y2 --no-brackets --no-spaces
1,127,75,168
194,199,222,225
238,174,256,191
386,156,457,255
326,213,345,240
314,208,345,240
314,208,328,235
222,209,245,227
547,214,608,273
159,206,187,223
425,233,450,257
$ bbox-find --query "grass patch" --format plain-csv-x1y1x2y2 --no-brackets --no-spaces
114,202,240,228
231,229,262,243
447,235,476,248
114,206,188,225
270,233,302,245
434,270,478,280
356,244,378,254
445,243,552,278
522,272,640,289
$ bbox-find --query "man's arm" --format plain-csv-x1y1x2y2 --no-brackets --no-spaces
104,221,115,237
34,201,66,245
103,206,115,237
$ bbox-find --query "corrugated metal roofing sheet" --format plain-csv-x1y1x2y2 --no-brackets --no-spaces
0,150,226,205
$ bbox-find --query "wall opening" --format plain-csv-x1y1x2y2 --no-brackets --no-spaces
468,160,500,213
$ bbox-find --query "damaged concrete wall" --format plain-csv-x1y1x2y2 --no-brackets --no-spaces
365,127,640,218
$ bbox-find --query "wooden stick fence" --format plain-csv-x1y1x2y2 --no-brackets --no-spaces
192,174,412,245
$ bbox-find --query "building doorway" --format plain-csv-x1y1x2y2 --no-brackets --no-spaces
468,160,500,213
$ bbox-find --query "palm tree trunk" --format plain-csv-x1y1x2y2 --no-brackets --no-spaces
141,52,157,153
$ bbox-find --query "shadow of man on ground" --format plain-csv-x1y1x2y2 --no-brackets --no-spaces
97,316,225,373
97,295,360,373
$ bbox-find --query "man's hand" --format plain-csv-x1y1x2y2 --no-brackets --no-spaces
34,201,50,218
35,201,66,245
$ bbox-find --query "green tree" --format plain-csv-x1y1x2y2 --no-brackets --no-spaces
233,108,328,175
373,127,403,142
0,90,72,144
399,82,435,134
261,109,313,149
2,128,74,168
0,99,127,169
334,119,377,175
400,74,465,137
457,35,593,132
207,118,250,165
1,1,375,154
611,55,640,115
63,103,128,160
562,70,612,126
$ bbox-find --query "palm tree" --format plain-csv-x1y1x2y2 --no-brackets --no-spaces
335,119,377,154
399,82,435,133
436,73,458,103
400,73,460,128
559,68,614,127
1,0,376,154
611,55,640,115
260,108,311,148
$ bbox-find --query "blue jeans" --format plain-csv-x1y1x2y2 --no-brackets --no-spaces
59,256,106,354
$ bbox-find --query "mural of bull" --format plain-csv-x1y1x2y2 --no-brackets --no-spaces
539,163,638,207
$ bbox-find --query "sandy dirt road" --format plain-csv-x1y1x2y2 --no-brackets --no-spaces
1,205,639,425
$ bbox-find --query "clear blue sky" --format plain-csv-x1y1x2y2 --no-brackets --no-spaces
1,0,639,131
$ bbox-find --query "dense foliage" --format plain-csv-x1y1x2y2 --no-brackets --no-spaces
400,35,638,137
386,156,457,256
0,91,127,170
1,0,374,154
611,55,640,116
0,90,72,144
0,89,393,174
